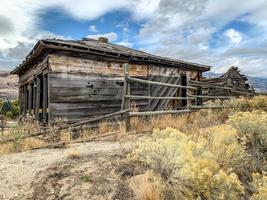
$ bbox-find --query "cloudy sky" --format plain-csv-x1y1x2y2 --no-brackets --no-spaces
1,0,267,77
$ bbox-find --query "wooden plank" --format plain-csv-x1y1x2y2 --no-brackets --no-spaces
189,95,232,99
129,109,192,117
50,95,123,103
186,73,191,109
49,54,148,77
36,76,41,120
127,76,197,90
156,75,181,110
126,95,194,100
69,109,132,127
148,68,176,110
43,74,48,123
121,63,129,110
24,84,28,115
190,105,223,109
230,90,254,96
33,80,37,115
28,84,32,114
189,83,233,90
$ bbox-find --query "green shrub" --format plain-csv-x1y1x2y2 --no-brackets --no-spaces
0,99,19,119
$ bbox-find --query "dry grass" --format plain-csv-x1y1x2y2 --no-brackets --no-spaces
67,150,81,159
20,138,46,151
129,171,165,200
59,129,72,143
0,137,46,154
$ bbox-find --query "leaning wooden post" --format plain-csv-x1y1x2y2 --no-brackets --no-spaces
186,73,192,110
121,63,131,132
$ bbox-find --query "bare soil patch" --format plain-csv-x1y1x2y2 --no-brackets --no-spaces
0,141,133,200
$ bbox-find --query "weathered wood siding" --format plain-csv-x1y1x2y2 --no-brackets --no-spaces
48,54,202,121
48,54,149,121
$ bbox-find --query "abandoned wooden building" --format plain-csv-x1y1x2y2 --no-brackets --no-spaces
11,37,211,123
202,66,254,97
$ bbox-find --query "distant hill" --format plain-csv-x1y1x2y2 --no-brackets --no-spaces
204,71,267,93
0,71,18,99
247,76,267,93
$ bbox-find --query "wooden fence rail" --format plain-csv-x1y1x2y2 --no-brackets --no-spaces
0,109,131,144
127,76,197,90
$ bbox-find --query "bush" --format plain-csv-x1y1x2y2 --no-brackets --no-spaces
224,96,267,112
128,128,245,200
0,99,19,119
227,111,267,152
250,173,267,200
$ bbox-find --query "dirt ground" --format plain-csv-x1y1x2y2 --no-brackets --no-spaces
0,141,134,200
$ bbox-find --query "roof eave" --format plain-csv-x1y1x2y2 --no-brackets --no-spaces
11,41,45,75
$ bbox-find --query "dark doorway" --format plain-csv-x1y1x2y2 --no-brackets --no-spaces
181,75,187,107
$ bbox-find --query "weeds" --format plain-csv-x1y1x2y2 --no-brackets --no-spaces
80,174,92,182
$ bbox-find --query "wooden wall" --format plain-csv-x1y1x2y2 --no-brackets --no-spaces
48,54,149,121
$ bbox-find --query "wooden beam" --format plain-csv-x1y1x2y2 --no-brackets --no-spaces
190,105,223,109
43,74,48,123
230,90,254,96
186,73,191,109
189,83,233,90
121,63,129,110
129,109,192,117
28,84,33,114
33,80,37,115
71,109,132,128
36,76,41,120
126,95,195,100
189,95,232,99
127,76,197,90
24,84,28,115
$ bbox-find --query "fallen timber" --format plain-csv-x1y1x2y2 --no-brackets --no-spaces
0,109,131,144
125,95,195,100
190,105,224,109
30,131,119,150
188,94,232,99
129,109,192,117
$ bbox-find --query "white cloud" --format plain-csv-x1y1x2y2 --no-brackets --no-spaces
89,25,98,32
223,29,243,45
116,41,133,48
86,32,118,42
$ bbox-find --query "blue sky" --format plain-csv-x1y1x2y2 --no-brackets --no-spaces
1,0,267,77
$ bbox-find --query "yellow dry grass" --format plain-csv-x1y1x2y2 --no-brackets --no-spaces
129,171,165,200
67,150,81,159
